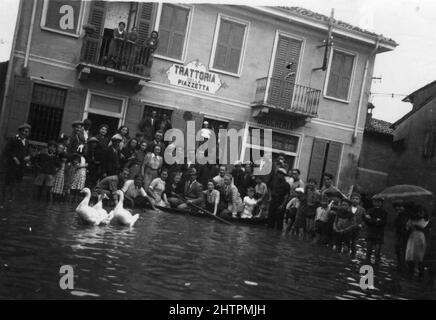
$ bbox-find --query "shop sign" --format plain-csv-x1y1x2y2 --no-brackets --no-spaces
167,61,223,94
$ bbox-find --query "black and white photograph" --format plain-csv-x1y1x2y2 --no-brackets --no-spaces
0,0,435,304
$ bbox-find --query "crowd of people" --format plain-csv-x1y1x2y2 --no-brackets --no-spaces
0,117,434,282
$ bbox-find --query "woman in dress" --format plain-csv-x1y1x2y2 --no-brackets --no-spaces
218,173,243,218
116,125,130,150
125,140,147,179
143,145,163,189
120,138,138,168
203,180,220,215
148,169,170,207
96,124,110,149
405,205,430,278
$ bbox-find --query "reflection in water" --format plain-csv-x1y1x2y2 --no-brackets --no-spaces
0,201,434,300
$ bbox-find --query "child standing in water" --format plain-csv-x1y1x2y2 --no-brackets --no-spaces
51,153,68,202
405,204,429,279
333,198,356,254
70,154,88,202
241,187,257,219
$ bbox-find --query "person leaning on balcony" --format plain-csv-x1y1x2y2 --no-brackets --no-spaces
108,21,127,67
142,31,159,67
1,123,31,205
125,26,138,67
67,120,86,157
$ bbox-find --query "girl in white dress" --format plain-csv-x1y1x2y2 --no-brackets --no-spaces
241,187,257,219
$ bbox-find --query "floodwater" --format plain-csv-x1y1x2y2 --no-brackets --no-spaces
0,197,434,300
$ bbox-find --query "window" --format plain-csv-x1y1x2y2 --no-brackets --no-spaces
28,84,66,142
210,15,249,76
203,117,229,138
244,126,300,169
155,4,191,61
325,49,356,102
307,139,343,187
41,0,84,37
84,92,127,136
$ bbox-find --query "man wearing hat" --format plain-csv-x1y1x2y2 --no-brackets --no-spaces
67,120,85,156
178,167,204,210
102,134,122,177
231,160,245,194
1,123,32,203
268,167,291,230
363,195,388,263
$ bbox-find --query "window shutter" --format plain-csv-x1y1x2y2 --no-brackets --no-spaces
137,2,155,45
9,76,33,131
88,1,106,38
324,141,342,181
213,19,245,73
156,5,188,60
327,51,354,100
307,138,328,186
82,1,106,63
270,35,302,108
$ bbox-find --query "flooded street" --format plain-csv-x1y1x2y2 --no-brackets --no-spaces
0,199,434,300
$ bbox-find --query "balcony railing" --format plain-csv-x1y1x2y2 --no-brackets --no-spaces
253,77,321,117
79,33,155,78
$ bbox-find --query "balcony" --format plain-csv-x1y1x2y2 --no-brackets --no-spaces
76,31,156,91
251,77,320,119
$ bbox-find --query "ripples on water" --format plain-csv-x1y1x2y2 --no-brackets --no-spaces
0,200,434,300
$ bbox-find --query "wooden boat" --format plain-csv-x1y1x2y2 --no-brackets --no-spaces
154,205,268,226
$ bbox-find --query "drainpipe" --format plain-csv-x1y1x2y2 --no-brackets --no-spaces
0,0,24,145
353,35,381,142
154,2,163,31
23,0,38,74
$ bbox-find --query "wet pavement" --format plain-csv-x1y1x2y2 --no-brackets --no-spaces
0,191,435,300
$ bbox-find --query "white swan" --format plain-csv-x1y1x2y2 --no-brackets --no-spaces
92,192,114,225
76,188,105,226
113,190,139,227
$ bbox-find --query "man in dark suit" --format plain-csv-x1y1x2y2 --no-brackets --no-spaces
177,168,204,210
157,113,172,135
1,123,31,204
102,134,122,177
138,110,159,142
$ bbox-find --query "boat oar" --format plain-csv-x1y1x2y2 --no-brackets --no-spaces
175,194,233,226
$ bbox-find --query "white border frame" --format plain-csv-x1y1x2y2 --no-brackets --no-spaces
265,29,306,103
209,13,250,78
243,122,302,170
153,3,194,64
83,90,128,126
40,0,85,38
323,47,358,104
